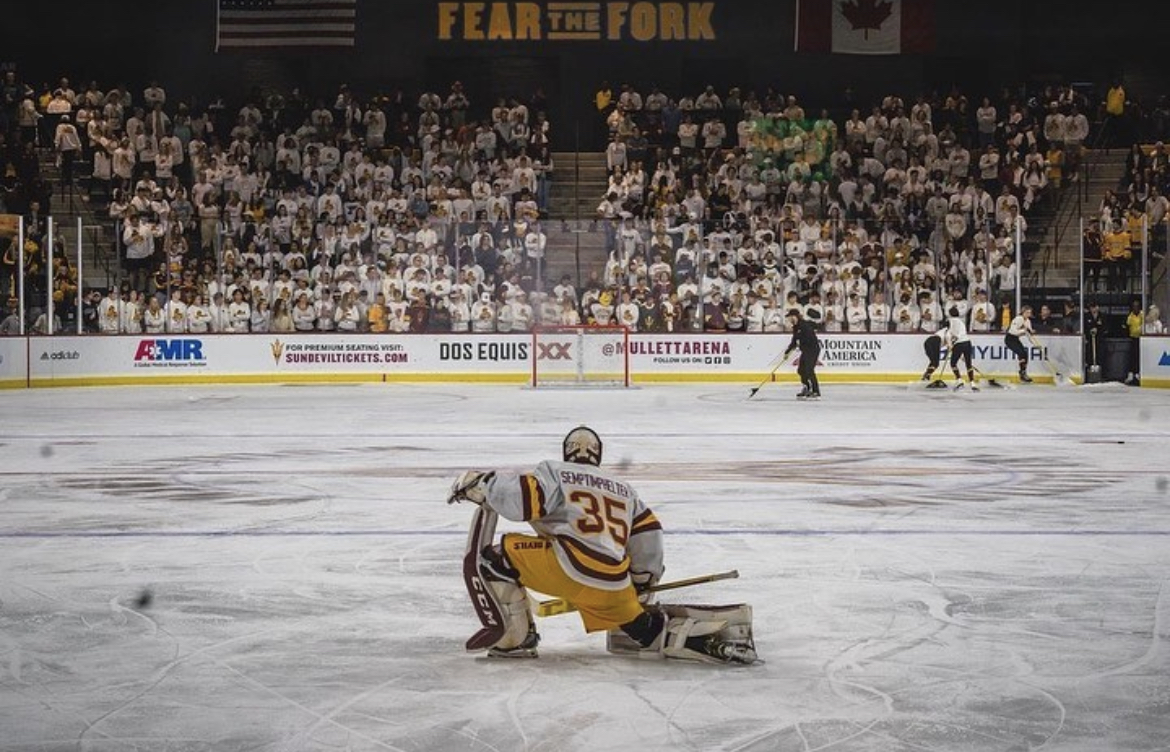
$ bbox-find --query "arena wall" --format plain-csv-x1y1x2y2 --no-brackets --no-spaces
1140,336,1170,389
0,334,1092,388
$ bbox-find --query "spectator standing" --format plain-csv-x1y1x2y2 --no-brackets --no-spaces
1104,80,1127,149
1083,300,1105,375
53,115,82,193
1144,305,1164,335
1125,299,1143,385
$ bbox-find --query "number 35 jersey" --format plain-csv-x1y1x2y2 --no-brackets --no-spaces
484,460,664,591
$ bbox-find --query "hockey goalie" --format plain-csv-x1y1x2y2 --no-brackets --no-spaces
447,425,758,665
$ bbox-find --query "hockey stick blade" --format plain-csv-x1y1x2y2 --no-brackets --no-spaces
536,569,740,618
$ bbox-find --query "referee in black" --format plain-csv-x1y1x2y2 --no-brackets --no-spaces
783,308,822,399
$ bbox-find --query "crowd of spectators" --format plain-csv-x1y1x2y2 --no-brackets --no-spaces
1081,135,1170,296
584,81,1104,334
2,69,1168,339
1,71,561,334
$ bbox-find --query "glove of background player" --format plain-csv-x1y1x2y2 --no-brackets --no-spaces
447,470,494,505
631,570,660,604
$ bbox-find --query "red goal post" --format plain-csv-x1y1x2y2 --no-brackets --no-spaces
531,325,631,388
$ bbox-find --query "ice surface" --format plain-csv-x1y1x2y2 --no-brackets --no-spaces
1,382,1169,751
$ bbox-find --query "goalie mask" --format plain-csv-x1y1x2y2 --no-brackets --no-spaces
563,426,603,466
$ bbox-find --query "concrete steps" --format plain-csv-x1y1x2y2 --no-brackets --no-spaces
547,151,607,220
36,148,116,292
1031,149,1131,290
541,220,609,287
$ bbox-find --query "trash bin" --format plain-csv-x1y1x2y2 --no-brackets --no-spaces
1101,337,1131,382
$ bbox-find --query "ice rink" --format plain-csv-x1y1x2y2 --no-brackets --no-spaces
2,380,1169,752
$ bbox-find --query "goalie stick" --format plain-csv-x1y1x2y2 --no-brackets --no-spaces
535,569,740,618
462,505,507,651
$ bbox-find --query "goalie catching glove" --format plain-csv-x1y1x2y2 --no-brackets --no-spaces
448,470,495,505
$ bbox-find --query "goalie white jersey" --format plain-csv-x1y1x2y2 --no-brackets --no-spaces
483,460,664,592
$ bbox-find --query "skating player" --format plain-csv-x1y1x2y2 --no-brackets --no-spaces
782,308,822,399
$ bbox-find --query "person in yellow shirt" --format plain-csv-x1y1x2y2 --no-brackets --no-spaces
367,291,389,333
595,81,613,115
1045,144,1064,189
1125,299,1143,385
1105,81,1127,148
1102,221,1132,292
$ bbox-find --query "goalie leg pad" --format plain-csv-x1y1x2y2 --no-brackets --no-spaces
484,579,540,658
606,604,758,664
464,507,506,651
464,507,539,655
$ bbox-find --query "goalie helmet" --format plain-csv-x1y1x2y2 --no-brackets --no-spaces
563,426,603,466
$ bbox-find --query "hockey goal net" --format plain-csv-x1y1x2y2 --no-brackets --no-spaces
531,325,631,388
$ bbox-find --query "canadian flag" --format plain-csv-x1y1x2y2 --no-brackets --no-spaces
796,0,935,55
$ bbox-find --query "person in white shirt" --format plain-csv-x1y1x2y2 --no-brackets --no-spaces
918,292,942,333
845,293,868,332
471,292,496,332
892,293,920,332
944,304,977,390
226,289,251,333
122,291,144,333
99,289,124,333
143,296,166,334
292,295,317,331
744,292,767,332
165,290,187,333
186,294,212,333
334,291,361,332
868,298,890,332
250,299,271,333
761,297,785,333
509,291,534,332
1144,305,1164,335
449,290,472,332
968,288,995,333
822,291,844,333
314,291,336,331
1004,305,1035,382
615,290,640,332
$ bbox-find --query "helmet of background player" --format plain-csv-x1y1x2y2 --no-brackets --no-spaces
563,426,603,466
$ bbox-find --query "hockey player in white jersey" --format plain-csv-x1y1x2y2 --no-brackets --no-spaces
1004,304,1035,382
945,305,978,390
448,426,757,664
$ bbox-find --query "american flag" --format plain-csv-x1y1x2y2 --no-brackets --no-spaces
216,0,357,50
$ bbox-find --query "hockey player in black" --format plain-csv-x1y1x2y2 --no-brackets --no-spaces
921,331,945,386
783,308,822,399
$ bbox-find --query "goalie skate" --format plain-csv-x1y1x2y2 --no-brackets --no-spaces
487,622,540,659
607,603,759,665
